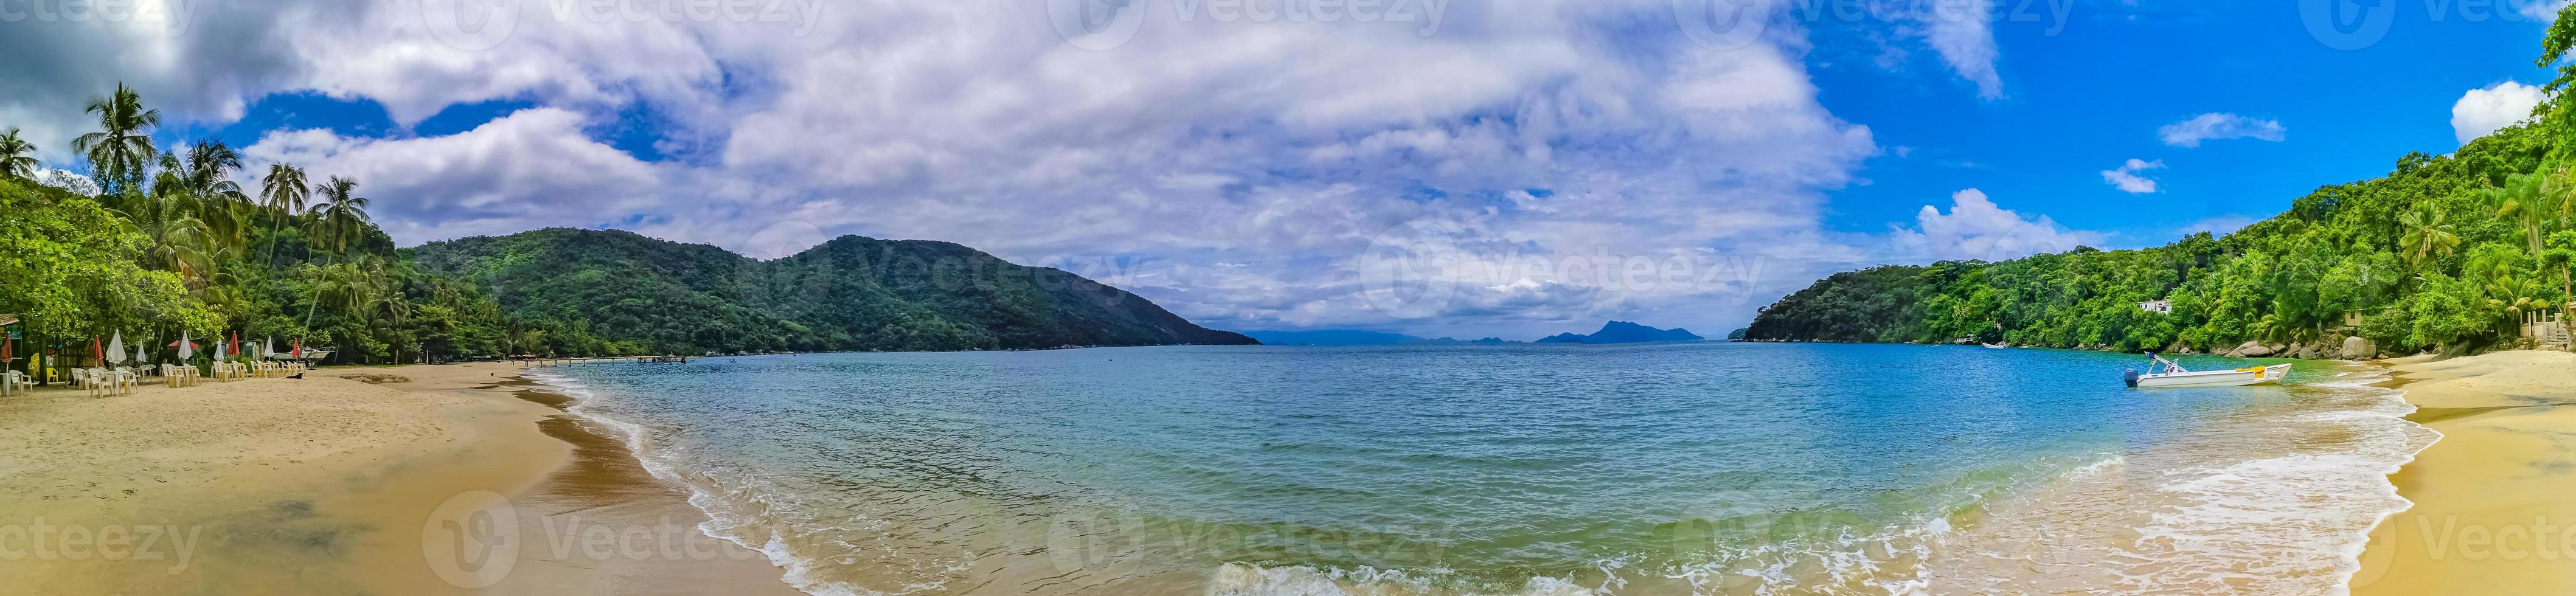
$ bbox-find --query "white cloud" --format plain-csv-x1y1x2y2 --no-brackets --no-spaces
0,1,2044,340
2158,113,2286,147
2100,158,2165,194
1890,189,2105,262
1923,0,2005,100
2519,0,2572,21
2452,81,2548,144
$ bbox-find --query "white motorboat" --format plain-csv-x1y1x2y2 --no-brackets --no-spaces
1980,342,2010,349
2125,353,2290,388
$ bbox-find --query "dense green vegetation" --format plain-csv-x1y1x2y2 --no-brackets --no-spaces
0,86,1247,379
406,229,1255,353
1746,16,2576,356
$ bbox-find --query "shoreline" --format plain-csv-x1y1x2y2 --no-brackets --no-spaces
2350,350,2576,594
0,361,795,595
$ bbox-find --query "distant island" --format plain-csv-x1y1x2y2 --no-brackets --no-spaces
1238,330,1516,345
1243,322,1704,346
1535,321,1704,344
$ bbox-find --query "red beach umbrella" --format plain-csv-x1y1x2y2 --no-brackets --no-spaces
92,337,103,364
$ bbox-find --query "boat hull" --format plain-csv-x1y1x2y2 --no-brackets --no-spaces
2132,364,2291,388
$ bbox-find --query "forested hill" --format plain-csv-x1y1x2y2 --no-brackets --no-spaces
405,228,1256,353
1745,29,2576,356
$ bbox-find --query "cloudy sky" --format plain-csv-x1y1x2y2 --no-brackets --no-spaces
0,0,2562,339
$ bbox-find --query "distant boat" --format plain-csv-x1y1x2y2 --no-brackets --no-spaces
2125,353,2289,388
1980,342,2010,349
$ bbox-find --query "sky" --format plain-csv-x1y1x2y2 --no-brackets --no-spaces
0,0,2565,341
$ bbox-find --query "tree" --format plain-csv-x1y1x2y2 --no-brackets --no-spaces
0,127,38,179
2399,201,2462,269
2488,277,2553,335
308,176,372,254
69,83,161,194
261,163,309,214
2485,172,2552,254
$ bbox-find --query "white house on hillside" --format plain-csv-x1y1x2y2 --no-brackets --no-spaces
2139,300,2172,314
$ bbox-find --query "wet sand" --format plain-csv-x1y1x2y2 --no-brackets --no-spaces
0,361,796,595
2352,350,2576,594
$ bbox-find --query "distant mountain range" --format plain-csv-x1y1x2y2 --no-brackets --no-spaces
408,228,1255,353
1535,321,1704,344
1242,321,1702,346
1238,330,1516,345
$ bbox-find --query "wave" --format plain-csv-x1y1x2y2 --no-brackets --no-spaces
520,372,881,596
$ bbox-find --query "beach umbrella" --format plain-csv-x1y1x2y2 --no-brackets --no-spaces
263,337,276,359
91,337,102,366
214,338,226,362
107,331,125,364
178,331,195,361
229,333,240,361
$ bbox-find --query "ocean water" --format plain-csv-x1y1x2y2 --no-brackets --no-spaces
522,342,2432,595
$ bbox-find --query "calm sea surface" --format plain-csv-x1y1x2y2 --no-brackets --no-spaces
526,342,2431,595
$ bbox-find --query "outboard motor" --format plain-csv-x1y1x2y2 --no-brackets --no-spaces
2123,369,2140,387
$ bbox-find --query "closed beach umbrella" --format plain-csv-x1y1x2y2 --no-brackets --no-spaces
177,331,194,361
91,337,102,366
214,339,226,361
107,331,125,364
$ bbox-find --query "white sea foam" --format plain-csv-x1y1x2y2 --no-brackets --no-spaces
523,369,884,596
2113,368,2436,595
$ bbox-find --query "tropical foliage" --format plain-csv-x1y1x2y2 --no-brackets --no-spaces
1,83,1249,379
1745,12,2576,356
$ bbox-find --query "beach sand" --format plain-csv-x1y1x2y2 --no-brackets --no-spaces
0,362,797,595
2352,350,2576,594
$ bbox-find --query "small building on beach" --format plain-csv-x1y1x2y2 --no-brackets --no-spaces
2138,300,2172,314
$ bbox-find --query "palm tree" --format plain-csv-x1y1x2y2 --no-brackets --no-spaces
308,176,372,254
2487,172,2552,254
118,189,218,285
2488,277,2553,334
2399,202,2461,269
261,164,309,215
256,163,310,269
0,127,38,179
70,83,161,194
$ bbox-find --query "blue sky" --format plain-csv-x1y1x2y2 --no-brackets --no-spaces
1812,1,2553,246
0,0,2566,341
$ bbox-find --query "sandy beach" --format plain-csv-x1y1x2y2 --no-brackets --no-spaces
0,362,796,595
2352,350,2576,594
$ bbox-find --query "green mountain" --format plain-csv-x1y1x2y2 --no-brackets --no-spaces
1740,23,2576,358
1745,116,2574,357
404,228,1255,353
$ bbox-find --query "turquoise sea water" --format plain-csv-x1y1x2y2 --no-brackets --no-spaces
526,342,2425,595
